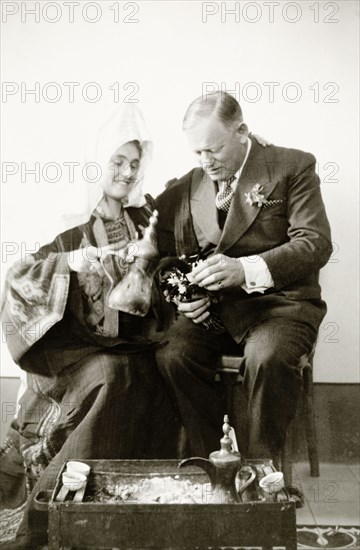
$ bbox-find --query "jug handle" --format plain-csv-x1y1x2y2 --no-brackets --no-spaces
238,465,256,497
99,257,115,302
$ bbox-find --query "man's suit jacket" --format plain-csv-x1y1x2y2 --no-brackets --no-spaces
156,140,332,342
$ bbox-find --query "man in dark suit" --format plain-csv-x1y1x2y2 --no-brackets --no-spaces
155,92,332,464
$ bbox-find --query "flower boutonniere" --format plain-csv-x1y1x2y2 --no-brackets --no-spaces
245,183,283,209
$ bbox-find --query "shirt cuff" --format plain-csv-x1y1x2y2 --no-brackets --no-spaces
239,256,274,294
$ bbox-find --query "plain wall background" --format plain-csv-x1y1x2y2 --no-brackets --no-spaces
1,0,359,383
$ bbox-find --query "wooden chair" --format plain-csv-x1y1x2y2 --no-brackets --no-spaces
217,351,320,485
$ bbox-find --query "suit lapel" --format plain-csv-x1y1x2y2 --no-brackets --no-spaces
217,141,280,253
190,168,222,245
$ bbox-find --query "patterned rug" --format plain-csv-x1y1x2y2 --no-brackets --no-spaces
297,526,360,549
1,506,359,549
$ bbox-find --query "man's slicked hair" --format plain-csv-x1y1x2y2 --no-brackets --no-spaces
183,91,243,131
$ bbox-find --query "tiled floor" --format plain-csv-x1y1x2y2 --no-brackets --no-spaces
294,461,360,526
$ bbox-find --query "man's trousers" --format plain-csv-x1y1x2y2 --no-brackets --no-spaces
156,314,317,460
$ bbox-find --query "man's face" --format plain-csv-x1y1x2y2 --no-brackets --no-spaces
185,115,246,182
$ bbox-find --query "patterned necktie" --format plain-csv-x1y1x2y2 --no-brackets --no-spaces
215,175,236,212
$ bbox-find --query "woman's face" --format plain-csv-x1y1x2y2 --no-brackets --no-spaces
102,141,141,201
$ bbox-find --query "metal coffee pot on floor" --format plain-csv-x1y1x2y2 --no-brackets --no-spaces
179,415,257,504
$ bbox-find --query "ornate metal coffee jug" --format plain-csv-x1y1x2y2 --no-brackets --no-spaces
179,415,256,504
106,210,159,316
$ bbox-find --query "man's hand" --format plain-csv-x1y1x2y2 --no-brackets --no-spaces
189,254,245,291
177,295,211,324
68,246,105,277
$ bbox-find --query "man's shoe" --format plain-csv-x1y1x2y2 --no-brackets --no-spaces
287,484,305,508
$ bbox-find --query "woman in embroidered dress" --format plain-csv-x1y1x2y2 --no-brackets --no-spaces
0,105,176,548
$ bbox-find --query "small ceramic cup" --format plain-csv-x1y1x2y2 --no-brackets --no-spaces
259,471,284,498
66,461,90,477
62,471,87,492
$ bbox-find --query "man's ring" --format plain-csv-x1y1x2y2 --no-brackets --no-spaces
218,281,222,288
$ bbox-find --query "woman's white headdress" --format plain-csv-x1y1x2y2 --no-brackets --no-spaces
86,103,153,215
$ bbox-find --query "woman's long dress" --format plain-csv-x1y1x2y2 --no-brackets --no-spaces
0,195,177,545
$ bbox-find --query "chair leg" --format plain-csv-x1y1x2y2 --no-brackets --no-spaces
281,427,293,486
219,371,237,422
303,367,320,477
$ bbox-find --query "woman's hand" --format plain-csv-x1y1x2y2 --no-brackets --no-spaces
68,246,105,277
250,133,272,147
101,241,136,264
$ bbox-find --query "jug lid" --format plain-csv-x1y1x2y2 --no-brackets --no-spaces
209,415,241,467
